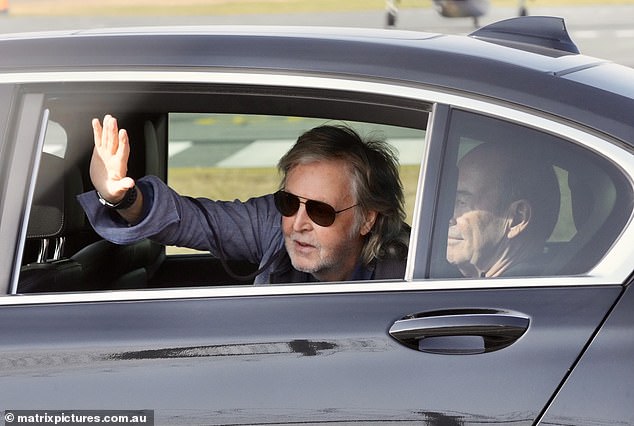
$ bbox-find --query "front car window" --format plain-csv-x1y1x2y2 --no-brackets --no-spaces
14,85,429,293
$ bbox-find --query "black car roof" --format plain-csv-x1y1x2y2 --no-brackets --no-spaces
1,21,633,145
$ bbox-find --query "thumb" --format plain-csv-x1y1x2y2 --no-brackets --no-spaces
119,176,136,190
106,176,136,201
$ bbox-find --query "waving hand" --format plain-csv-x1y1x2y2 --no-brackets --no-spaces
89,114,136,203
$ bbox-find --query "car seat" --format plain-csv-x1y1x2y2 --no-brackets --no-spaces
545,153,627,275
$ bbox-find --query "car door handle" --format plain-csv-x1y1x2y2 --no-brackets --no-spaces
389,310,529,355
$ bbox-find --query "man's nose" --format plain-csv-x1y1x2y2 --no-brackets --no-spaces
292,203,313,231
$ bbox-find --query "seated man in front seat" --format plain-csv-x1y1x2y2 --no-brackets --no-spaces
446,141,561,278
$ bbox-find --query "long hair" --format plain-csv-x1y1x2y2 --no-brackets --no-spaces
278,125,406,265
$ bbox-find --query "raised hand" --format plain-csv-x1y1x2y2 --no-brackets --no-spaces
89,114,136,203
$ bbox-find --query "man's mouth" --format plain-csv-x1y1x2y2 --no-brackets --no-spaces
447,234,463,243
293,239,316,253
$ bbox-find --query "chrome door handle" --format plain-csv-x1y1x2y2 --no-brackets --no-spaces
389,310,529,354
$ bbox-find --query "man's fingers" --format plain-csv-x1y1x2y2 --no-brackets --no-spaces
92,118,103,148
117,128,129,157
93,115,118,154
115,128,130,177
101,114,117,155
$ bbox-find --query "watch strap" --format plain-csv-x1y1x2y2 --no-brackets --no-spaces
97,186,138,210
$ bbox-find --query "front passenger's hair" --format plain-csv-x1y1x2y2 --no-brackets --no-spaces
278,125,406,265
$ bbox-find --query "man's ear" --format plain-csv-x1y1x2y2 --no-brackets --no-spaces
360,210,378,236
507,200,531,239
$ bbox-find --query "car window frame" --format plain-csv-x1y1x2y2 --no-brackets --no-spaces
1,70,633,304
0,93,48,295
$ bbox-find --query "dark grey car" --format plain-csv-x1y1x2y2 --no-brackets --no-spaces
0,16,633,425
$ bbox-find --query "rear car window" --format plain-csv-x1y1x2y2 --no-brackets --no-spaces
429,109,632,278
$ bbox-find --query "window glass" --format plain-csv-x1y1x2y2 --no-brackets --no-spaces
430,109,632,278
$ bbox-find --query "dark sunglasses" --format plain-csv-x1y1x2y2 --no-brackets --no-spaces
273,190,358,227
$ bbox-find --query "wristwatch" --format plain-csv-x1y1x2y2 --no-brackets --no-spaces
97,186,138,210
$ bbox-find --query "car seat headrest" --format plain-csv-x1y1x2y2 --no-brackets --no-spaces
26,152,85,239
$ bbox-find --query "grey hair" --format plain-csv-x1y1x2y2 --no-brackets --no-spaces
277,125,406,265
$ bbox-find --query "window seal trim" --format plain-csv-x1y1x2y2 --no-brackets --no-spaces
0,95,47,296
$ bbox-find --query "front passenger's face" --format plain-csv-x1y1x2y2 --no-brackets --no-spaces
282,160,371,282
446,155,509,274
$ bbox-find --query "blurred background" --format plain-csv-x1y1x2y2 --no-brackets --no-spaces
1,0,632,67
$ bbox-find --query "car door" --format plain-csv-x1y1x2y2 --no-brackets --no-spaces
1,76,632,425
0,284,622,424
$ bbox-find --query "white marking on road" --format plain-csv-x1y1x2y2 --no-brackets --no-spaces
572,29,634,39
169,141,193,158
616,29,634,38
216,139,295,167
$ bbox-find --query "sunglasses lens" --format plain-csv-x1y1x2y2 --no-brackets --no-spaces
274,191,300,217
274,191,338,227
305,200,336,227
